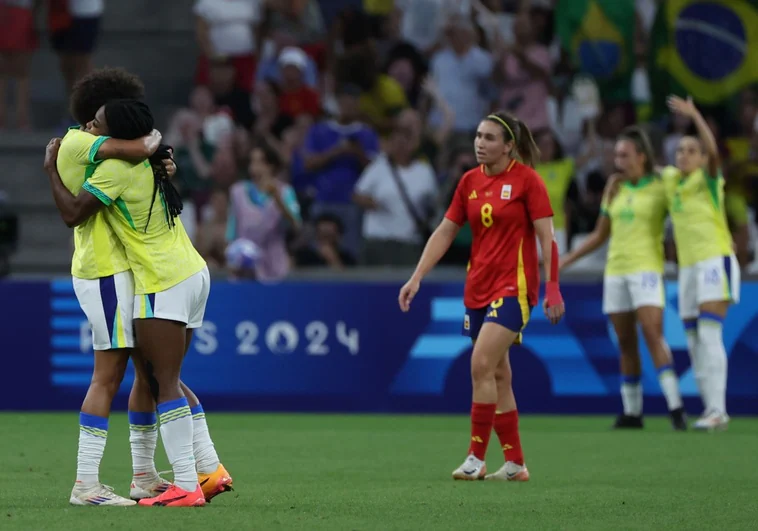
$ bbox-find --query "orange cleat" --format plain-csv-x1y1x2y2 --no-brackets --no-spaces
137,484,206,507
198,463,233,502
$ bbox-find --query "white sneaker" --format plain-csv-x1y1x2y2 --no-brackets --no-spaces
70,483,136,506
693,409,730,431
452,454,486,481
485,461,530,481
129,474,172,500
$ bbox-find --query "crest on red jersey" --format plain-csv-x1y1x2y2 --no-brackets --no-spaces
501,184,512,200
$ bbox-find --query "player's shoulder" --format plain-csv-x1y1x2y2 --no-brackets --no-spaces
660,165,681,181
457,166,482,189
513,161,542,187
60,127,95,149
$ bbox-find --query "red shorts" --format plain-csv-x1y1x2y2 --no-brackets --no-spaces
0,7,38,52
195,54,257,93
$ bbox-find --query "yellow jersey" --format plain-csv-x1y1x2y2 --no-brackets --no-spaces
601,176,667,276
82,158,206,295
661,166,732,267
535,158,574,231
57,128,130,280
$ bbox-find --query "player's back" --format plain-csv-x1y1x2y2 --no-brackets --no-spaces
661,165,732,266
83,158,206,295
57,128,129,279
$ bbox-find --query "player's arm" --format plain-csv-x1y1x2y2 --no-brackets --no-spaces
95,130,162,162
667,95,720,177
44,139,104,227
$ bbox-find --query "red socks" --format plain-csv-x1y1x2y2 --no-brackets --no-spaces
468,402,497,460
493,410,524,465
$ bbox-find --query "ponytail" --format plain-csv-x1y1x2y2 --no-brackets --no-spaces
144,144,183,232
485,111,541,168
619,126,655,174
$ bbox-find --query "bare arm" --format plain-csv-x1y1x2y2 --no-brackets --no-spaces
410,218,460,283
96,130,162,161
560,215,611,269
302,144,347,172
667,95,720,176
195,16,215,57
352,192,381,211
533,217,557,281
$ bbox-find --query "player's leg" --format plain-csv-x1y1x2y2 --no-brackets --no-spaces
692,256,739,431
604,275,643,428
631,272,686,430
70,274,135,506
678,264,703,412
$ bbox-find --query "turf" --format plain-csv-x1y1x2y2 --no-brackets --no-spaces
2,413,757,530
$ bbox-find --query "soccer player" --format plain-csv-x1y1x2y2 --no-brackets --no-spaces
45,99,213,506
560,127,686,430
398,111,565,481
663,95,739,431
49,69,231,505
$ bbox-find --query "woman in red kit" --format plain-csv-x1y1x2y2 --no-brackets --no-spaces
399,111,565,482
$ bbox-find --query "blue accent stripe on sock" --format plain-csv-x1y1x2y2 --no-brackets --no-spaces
683,319,698,331
79,412,108,430
128,411,157,426
190,404,204,416
699,312,724,324
657,364,674,375
622,375,641,385
157,397,189,415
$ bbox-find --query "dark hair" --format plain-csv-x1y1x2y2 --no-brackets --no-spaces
102,99,183,232
252,140,283,173
618,126,655,174
70,67,145,125
485,110,541,167
533,128,564,160
315,213,344,234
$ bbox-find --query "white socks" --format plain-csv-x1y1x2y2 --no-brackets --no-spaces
621,378,643,416
157,398,198,492
191,405,221,475
76,413,108,486
128,411,159,481
697,314,728,414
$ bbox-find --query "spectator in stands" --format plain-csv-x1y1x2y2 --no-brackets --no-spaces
196,187,230,271
663,111,692,166
495,10,551,130
472,0,516,50
395,0,468,57
262,0,327,67
429,15,493,139
48,0,103,115
207,57,255,128
194,0,262,94
303,83,379,253
166,86,235,150
295,213,356,269
276,47,321,119
534,129,575,254
227,141,301,281
0,0,38,130
415,76,455,171
251,79,294,154
255,28,319,89
353,109,437,266
548,51,585,158
437,141,476,266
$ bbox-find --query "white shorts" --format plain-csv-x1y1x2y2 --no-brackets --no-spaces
134,266,210,329
678,255,740,320
602,272,665,314
73,270,135,351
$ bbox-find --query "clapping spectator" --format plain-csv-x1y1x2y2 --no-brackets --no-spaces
227,142,301,281
256,28,319,89
0,0,38,130
353,109,437,266
207,58,255,128
262,0,327,66
295,213,356,269
194,0,262,94
277,46,321,119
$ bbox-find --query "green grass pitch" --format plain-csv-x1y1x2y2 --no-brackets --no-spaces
3,413,757,530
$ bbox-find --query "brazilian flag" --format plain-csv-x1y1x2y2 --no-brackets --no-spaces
650,0,758,115
556,0,636,103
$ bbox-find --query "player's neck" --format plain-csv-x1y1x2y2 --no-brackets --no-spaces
484,158,511,176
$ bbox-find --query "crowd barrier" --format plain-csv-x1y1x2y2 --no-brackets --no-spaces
1,278,756,414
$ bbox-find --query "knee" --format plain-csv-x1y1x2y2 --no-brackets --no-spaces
640,323,662,347
471,355,495,384
494,363,511,388
91,367,126,398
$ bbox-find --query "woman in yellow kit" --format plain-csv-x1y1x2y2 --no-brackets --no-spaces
663,96,739,432
561,127,686,430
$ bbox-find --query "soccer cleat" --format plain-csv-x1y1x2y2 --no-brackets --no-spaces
137,484,205,507
70,482,136,506
485,461,530,482
130,473,172,500
452,454,486,481
198,463,233,502
669,407,688,431
612,414,644,429
693,409,729,432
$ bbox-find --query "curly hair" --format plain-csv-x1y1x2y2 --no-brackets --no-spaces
69,67,145,125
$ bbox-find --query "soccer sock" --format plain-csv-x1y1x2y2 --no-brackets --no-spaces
684,320,709,409
468,402,496,461
656,364,683,411
76,412,108,486
698,313,728,414
128,411,160,481
157,398,197,492
493,410,524,465
620,376,643,416
191,404,221,474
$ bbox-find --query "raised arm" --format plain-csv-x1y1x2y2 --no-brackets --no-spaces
667,95,719,177
95,129,162,161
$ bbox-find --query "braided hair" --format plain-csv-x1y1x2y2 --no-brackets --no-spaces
103,99,183,232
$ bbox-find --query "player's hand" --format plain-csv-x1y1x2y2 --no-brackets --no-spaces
398,277,420,312
44,138,62,172
543,281,565,325
667,95,697,118
163,157,177,178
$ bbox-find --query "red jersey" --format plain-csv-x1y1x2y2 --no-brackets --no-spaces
279,87,321,118
445,160,553,309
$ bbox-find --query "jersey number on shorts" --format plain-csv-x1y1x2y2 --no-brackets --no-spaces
481,203,494,228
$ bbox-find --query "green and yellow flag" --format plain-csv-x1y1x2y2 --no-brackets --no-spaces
556,0,636,103
650,0,758,114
